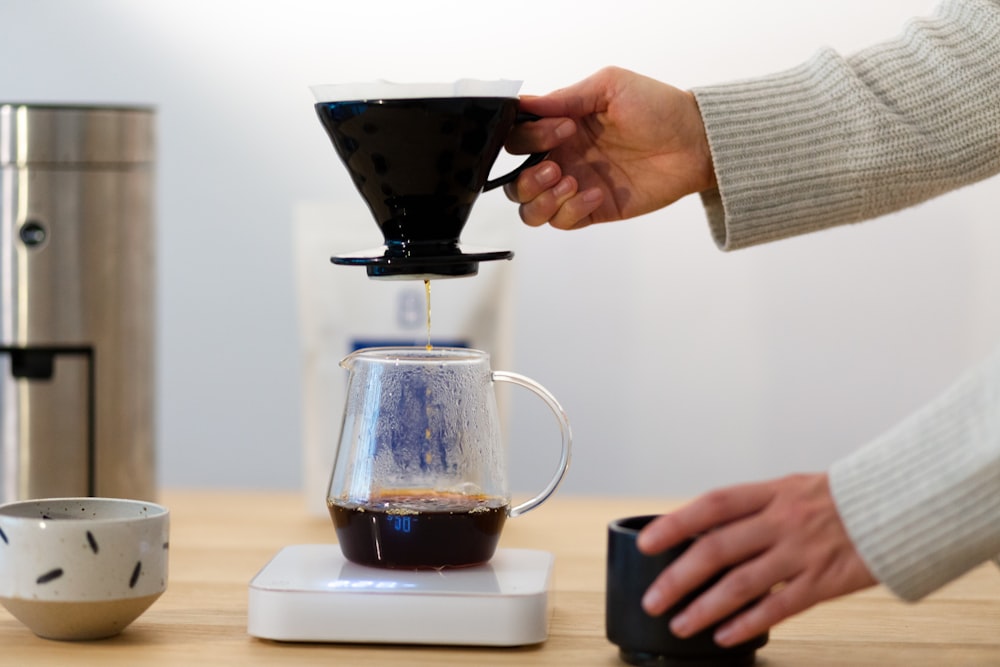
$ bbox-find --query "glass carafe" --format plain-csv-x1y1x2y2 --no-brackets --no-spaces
326,347,571,569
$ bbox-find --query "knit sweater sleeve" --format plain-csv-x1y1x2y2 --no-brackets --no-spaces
691,0,1000,251
828,344,1000,601
692,0,1000,601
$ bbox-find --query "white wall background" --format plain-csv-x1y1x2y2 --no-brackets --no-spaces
4,0,999,501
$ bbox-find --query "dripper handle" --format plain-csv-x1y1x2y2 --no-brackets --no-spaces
492,370,572,518
481,113,549,192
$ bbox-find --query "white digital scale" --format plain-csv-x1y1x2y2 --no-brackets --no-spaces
247,545,555,646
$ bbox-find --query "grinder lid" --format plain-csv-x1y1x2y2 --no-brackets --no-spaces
0,104,155,167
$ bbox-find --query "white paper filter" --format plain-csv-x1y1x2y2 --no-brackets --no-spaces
310,79,523,102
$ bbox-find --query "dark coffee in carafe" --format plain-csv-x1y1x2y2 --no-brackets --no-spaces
314,97,519,252
328,491,508,569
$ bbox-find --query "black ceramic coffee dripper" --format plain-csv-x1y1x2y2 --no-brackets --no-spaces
314,88,546,279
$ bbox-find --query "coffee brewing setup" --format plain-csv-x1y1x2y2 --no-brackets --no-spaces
248,81,572,646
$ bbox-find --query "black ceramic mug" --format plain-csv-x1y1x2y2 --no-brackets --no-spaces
606,515,768,667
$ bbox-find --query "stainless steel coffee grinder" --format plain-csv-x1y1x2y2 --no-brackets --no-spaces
0,104,156,502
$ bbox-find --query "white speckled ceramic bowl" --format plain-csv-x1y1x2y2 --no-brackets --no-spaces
0,497,169,640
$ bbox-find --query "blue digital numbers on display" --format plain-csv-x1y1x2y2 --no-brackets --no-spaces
389,515,412,533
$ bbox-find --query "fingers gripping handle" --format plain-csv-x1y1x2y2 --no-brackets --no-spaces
492,370,572,518
482,113,548,192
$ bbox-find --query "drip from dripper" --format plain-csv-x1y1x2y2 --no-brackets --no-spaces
424,279,433,351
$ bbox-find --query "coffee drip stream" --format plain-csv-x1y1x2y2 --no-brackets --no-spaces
312,80,546,279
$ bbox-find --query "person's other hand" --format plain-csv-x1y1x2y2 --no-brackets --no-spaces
636,473,877,646
503,66,715,230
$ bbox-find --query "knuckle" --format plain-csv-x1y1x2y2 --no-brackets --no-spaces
719,570,759,601
766,596,794,623
518,203,543,228
762,587,804,624
549,215,576,231
692,533,729,568
654,513,683,537
521,196,555,226
503,185,519,204
767,503,801,528
550,203,585,230
653,566,681,593
700,489,732,516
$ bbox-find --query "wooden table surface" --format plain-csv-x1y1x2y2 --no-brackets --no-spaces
2,490,1000,666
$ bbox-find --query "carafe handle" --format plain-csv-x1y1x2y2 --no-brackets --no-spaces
481,113,548,192
492,371,572,518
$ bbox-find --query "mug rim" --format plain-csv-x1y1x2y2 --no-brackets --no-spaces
0,497,168,523
608,514,659,535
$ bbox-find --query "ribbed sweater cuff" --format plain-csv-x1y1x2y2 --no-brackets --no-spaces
829,347,1000,601
692,48,867,250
